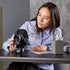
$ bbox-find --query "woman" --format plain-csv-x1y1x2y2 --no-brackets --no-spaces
3,2,62,70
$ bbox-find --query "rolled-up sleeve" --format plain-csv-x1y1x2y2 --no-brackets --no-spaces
2,39,10,52
54,28,62,40
2,34,15,52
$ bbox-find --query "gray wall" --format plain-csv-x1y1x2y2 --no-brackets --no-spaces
0,0,30,42
30,0,70,70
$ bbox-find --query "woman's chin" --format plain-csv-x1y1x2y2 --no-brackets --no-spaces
38,25,42,29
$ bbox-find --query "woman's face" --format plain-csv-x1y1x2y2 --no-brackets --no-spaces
37,7,51,31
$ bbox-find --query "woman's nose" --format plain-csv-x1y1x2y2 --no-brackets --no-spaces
40,17,43,22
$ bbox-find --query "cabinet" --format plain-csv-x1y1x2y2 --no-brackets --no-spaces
0,6,3,70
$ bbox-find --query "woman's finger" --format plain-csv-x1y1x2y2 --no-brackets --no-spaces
31,45,48,52
31,45,41,52
10,37,14,42
9,45,16,52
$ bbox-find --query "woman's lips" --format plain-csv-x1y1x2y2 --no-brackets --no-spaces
39,23,43,26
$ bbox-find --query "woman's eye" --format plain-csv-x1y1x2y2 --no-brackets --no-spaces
38,14,41,16
45,18,48,20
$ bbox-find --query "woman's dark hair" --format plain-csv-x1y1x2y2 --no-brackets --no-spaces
31,2,60,34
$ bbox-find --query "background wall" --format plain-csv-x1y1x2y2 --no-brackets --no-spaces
30,0,70,70
0,0,30,42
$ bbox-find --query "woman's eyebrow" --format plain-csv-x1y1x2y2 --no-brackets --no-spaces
45,16,50,18
38,12,50,18
38,12,41,14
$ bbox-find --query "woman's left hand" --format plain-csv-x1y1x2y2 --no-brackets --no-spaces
30,45,49,52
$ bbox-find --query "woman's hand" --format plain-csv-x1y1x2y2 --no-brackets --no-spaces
9,37,16,52
30,45,49,52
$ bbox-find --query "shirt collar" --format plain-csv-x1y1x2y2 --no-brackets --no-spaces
43,27,50,34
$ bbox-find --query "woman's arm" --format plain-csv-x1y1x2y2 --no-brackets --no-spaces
2,21,29,52
30,45,49,52
2,37,16,52
2,39,10,52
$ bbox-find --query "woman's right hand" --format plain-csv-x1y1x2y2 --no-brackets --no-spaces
9,37,16,52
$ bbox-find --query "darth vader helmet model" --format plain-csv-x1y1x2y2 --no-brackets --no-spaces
14,29,30,53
